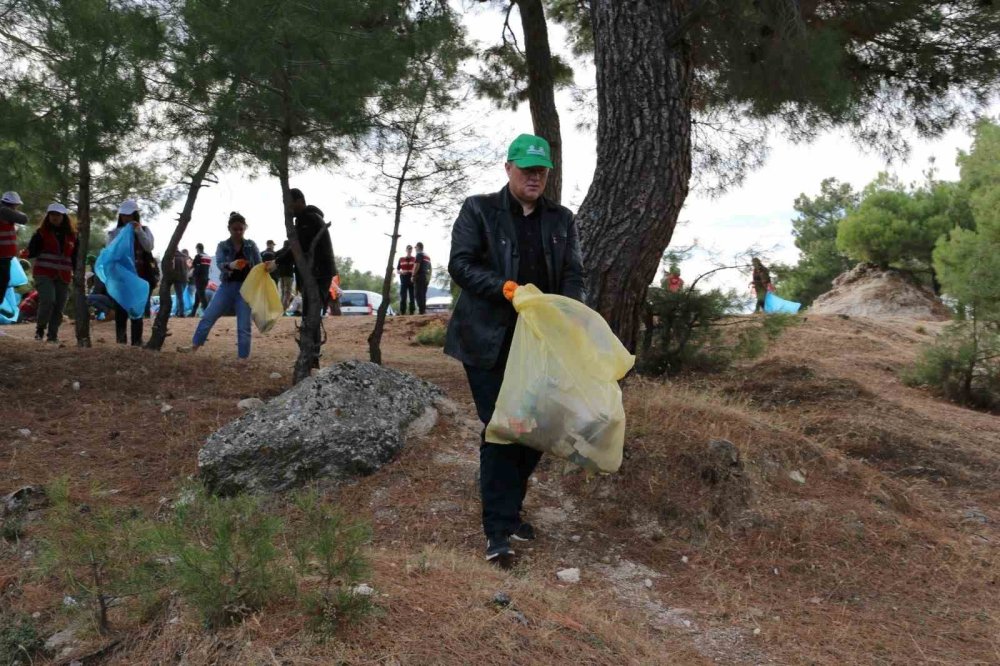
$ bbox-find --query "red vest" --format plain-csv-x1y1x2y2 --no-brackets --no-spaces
0,219,15,259
33,226,77,283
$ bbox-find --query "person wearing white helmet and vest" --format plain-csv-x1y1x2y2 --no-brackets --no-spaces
27,203,78,342
108,199,155,345
0,191,30,300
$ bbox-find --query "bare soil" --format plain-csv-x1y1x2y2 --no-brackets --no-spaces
1,312,998,665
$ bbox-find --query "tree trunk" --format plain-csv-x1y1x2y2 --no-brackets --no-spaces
278,137,324,385
73,156,93,348
146,136,221,351
577,0,693,351
516,0,563,203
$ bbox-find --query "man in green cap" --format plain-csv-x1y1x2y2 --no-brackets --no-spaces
445,133,585,566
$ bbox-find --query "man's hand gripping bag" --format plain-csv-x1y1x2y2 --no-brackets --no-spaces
486,285,635,473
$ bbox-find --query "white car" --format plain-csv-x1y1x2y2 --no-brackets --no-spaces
425,295,452,313
340,290,395,316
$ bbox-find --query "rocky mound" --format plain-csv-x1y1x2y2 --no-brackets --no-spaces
810,263,952,320
199,360,443,494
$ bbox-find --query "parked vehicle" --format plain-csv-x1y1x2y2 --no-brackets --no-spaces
425,295,452,313
340,290,395,316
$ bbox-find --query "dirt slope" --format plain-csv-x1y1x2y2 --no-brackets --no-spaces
1,312,998,665
810,263,952,320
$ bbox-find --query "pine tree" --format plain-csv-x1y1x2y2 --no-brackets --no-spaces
0,0,167,347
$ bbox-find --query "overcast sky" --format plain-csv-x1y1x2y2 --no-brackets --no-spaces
140,5,986,297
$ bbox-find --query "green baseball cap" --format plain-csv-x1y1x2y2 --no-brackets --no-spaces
507,134,554,169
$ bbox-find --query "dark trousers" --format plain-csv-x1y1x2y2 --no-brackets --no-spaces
465,333,541,539
35,276,69,340
114,293,151,346
414,276,429,314
0,257,11,301
173,282,186,317
399,275,415,314
192,280,209,316
303,274,333,316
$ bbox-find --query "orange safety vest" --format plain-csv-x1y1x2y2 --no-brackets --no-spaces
33,226,77,283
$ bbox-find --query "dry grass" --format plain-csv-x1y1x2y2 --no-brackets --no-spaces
1,313,999,664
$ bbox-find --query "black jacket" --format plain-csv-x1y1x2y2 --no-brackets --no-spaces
275,205,336,281
445,186,585,369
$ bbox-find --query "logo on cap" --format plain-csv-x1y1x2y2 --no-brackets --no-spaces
526,145,547,156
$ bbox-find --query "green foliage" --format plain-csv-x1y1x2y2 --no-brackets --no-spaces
638,285,746,376
472,41,574,111
151,487,292,628
904,322,1000,412
338,256,399,304
773,178,858,305
934,119,1000,323
291,489,373,635
415,321,447,347
837,174,962,284
38,479,153,635
0,613,44,666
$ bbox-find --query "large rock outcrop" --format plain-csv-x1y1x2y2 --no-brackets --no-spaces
199,360,442,494
810,263,952,320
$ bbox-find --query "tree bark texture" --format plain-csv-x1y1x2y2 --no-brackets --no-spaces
73,156,92,348
278,137,324,385
146,137,221,351
516,0,563,203
577,0,693,351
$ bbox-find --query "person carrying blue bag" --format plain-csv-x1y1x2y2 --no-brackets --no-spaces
103,200,155,346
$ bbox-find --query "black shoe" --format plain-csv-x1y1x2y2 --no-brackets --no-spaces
485,536,514,564
511,522,536,542
34,330,44,341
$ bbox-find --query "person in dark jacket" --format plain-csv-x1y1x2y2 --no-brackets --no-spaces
274,188,336,321
107,199,155,346
0,191,29,299
275,240,295,310
751,257,771,313
27,203,78,342
190,243,212,316
169,249,189,317
413,241,431,314
445,134,585,565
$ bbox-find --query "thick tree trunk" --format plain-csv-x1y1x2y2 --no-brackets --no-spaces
278,137,324,385
73,156,92,348
516,0,563,203
577,0,693,351
146,136,221,351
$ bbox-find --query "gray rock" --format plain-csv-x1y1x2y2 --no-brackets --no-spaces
2,485,46,518
44,627,78,656
556,568,580,583
492,591,512,607
199,360,442,494
237,398,265,411
269,372,283,380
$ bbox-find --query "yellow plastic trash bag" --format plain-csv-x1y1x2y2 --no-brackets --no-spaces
486,284,635,473
240,264,283,334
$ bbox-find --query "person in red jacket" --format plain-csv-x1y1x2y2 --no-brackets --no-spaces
27,203,78,342
0,191,29,300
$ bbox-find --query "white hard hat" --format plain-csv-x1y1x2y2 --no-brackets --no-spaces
117,199,139,216
1,191,23,205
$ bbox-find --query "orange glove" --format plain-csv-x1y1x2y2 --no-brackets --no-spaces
230,259,248,270
503,281,518,302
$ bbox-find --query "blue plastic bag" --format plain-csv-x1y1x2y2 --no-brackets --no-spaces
764,291,801,315
0,259,28,324
171,284,194,316
95,229,150,319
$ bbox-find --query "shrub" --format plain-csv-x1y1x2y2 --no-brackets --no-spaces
0,614,43,666
904,322,1000,411
151,487,293,628
415,321,447,347
37,480,153,635
292,489,373,635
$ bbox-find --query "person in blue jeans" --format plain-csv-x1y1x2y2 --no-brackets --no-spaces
186,212,273,358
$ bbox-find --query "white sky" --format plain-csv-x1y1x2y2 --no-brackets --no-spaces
141,6,985,296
